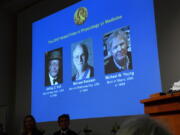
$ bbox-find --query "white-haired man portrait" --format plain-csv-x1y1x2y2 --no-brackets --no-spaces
104,29,132,74
72,43,94,81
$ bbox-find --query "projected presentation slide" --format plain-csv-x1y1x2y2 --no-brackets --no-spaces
32,0,162,122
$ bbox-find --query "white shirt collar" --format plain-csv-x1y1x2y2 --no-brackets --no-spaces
61,129,68,134
113,56,129,71
75,67,91,80
49,73,58,85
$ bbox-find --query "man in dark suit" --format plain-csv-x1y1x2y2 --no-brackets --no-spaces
72,43,94,81
45,49,63,86
104,29,132,74
53,114,77,135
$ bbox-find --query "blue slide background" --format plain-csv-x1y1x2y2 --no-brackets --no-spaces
32,0,162,122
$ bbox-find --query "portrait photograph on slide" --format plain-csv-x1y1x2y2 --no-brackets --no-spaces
103,26,133,75
71,38,94,81
45,48,63,86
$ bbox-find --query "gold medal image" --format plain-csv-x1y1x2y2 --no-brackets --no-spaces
74,7,88,25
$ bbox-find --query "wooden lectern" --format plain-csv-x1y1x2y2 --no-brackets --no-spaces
141,92,180,135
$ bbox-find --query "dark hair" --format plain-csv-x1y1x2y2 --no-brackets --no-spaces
47,49,61,69
81,44,89,62
58,114,70,122
0,123,3,131
22,115,38,135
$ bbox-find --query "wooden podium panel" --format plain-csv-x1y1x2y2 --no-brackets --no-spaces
141,92,180,135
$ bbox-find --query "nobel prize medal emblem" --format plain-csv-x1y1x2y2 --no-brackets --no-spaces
74,7,88,25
